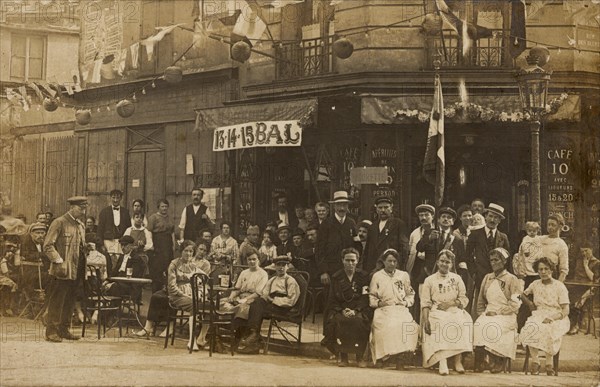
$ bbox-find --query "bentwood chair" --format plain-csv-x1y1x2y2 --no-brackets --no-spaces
82,265,123,340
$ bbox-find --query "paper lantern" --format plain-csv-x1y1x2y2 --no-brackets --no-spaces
75,109,91,125
164,66,183,83
42,97,58,112
231,41,252,63
421,13,442,36
333,38,354,59
116,99,135,118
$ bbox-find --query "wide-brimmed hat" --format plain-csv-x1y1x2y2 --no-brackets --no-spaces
484,203,505,219
415,204,435,216
438,207,457,220
273,255,291,265
329,191,352,204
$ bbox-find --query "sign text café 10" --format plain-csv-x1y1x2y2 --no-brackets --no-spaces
213,120,302,152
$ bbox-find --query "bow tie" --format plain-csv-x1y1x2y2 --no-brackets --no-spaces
113,207,120,210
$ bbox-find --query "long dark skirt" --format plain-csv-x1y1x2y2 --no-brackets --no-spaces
151,232,173,292
146,289,170,322
327,311,370,354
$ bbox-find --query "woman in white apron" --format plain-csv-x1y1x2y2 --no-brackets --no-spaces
421,249,472,375
473,247,522,373
519,256,570,376
369,249,419,370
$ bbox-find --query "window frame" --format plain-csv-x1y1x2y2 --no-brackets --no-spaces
10,33,47,81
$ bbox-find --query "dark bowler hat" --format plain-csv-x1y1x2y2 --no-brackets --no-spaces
118,235,135,245
415,204,435,216
438,207,457,220
67,196,88,206
374,197,393,206
292,228,305,237
273,255,292,265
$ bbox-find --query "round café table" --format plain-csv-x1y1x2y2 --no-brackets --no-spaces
108,277,152,330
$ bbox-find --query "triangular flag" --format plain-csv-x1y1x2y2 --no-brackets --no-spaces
38,81,57,97
423,75,445,207
193,20,209,49
130,43,140,69
5,88,21,106
91,59,102,83
65,85,74,95
17,86,30,111
141,23,185,61
28,82,44,100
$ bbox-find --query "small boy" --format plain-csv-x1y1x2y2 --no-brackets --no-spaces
514,221,542,281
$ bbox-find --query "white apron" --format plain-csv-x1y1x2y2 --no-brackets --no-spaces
422,306,473,368
519,310,570,355
370,305,419,362
473,280,518,359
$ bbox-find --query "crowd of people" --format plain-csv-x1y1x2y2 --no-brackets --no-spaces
0,187,598,377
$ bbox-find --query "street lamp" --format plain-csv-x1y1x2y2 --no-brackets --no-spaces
515,46,552,223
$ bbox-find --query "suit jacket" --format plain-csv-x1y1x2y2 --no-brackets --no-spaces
364,217,409,273
272,210,298,229
465,227,510,287
111,249,147,278
44,212,86,280
276,240,294,257
315,216,357,276
415,229,466,284
97,205,131,241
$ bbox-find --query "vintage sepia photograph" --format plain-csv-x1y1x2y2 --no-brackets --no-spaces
0,0,598,386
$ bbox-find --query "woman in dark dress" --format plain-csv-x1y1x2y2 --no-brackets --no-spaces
147,199,175,293
322,247,372,367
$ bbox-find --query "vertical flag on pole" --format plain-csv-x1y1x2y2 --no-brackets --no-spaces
423,74,445,207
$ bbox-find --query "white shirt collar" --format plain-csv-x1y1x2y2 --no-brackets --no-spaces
484,226,496,237
334,213,345,223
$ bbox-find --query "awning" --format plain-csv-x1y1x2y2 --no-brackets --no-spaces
361,94,580,124
195,98,318,131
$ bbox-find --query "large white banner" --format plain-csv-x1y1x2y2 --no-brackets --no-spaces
212,120,302,152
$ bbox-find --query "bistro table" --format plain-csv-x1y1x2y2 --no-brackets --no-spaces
109,277,152,330
565,280,600,338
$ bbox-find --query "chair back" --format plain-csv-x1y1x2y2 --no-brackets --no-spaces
190,272,211,319
288,270,309,319
84,265,105,302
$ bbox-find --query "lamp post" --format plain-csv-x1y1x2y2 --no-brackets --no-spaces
515,46,552,223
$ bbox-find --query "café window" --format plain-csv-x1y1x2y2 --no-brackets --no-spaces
11,34,45,81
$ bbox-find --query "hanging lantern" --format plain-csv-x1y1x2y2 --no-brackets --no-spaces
421,13,442,36
164,66,183,83
116,99,135,118
231,41,252,63
333,38,354,59
75,109,92,125
42,97,58,112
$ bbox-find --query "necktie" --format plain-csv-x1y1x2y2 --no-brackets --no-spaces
441,232,447,248
113,206,120,210
487,230,495,249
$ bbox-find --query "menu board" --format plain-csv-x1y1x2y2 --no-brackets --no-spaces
545,135,579,228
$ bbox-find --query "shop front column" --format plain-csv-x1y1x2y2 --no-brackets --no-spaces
530,120,541,223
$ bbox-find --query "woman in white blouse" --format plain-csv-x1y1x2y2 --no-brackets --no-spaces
421,249,472,375
369,249,419,370
210,221,239,264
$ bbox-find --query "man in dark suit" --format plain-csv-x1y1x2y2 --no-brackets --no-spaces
364,197,408,273
275,223,294,257
105,235,147,303
19,222,51,291
465,202,510,317
315,191,357,286
272,193,298,229
97,189,131,257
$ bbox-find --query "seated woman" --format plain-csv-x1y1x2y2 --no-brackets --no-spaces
519,257,570,376
322,247,371,368
222,250,268,342
369,248,418,370
135,240,207,351
421,249,472,375
567,241,600,335
258,230,277,267
473,247,522,373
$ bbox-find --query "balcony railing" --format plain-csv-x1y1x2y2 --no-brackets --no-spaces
427,29,512,68
275,36,334,80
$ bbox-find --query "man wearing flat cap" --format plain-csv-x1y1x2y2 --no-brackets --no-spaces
364,197,408,273
238,255,301,353
44,196,88,342
315,191,357,286
465,202,510,317
19,222,51,295
105,235,147,303
407,204,436,284
97,189,131,257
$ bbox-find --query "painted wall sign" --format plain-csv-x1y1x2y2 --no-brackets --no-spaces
350,166,390,185
545,136,578,227
213,121,302,152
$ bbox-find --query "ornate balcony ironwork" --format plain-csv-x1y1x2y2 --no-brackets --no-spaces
427,29,512,68
275,36,334,80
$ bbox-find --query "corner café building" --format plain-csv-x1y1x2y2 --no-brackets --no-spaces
194,86,592,247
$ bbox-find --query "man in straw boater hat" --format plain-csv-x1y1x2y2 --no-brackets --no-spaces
44,196,88,342
465,202,510,317
363,196,409,274
237,255,300,354
315,191,357,287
